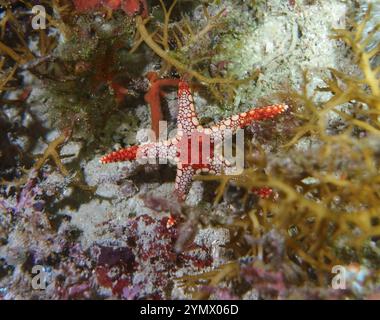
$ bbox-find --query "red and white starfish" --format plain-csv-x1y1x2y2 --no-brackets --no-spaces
101,80,288,201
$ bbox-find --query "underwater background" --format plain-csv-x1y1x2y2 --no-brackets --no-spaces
0,0,380,299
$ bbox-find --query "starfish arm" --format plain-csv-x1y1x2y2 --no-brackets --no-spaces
100,141,175,164
174,164,195,201
137,142,174,162
177,80,199,135
252,187,273,199
207,154,233,175
100,145,139,163
212,104,289,134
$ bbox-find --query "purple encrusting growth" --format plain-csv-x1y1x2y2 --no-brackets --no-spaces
0,175,213,299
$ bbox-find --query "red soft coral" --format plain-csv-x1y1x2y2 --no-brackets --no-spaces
144,72,180,137
104,0,122,10
73,0,148,17
73,0,100,12
121,0,148,17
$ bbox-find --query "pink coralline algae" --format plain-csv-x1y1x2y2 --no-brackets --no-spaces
92,214,212,299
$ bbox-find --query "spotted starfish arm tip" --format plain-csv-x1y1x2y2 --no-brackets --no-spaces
174,165,194,202
100,145,139,164
213,103,290,134
236,103,290,127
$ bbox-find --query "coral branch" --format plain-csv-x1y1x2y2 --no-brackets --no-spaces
158,0,178,51
144,72,180,137
1,133,69,187
135,16,251,86
34,134,69,176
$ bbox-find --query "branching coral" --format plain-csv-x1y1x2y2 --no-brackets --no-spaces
133,1,258,103
39,10,138,145
144,71,180,137
0,6,36,66
1,7,58,69
1,129,93,192
24,135,84,190
284,6,380,148
0,58,17,94
0,3,62,184
178,6,380,298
